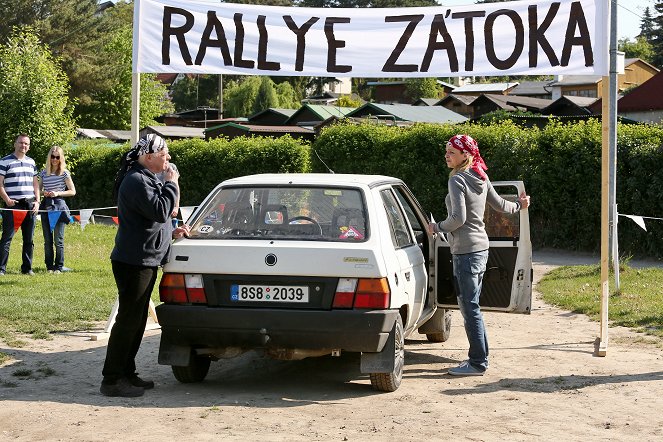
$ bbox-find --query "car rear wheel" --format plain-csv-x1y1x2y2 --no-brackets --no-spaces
426,309,452,343
171,351,211,383
369,315,404,392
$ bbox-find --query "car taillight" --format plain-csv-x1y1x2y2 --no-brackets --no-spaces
159,273,207,304
332,278,357,308
332,277,390,309
354,278,390,309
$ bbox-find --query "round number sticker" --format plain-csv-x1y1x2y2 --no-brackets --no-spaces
198,224,213,234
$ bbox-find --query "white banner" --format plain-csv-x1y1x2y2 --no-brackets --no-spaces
133,0,608,77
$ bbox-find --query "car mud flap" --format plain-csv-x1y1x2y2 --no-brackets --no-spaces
158,340,191,366
360,324,396,374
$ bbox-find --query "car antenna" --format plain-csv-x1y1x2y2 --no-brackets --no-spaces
313,149,334,174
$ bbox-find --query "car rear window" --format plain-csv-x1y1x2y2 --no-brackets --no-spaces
188,186,368,242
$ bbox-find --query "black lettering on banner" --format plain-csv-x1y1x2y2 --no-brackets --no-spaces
382,15,423,73
324,17,352,73
561,1,593,67
528,3,561,68
451,10,486,71
195,11,233,66
257,15,280,71
484,9,524,70
284,16,320,72
421,13,458,72
233,13,255,68
162,6,194,65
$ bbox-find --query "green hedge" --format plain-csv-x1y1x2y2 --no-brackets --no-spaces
62,121,663,259
312,120,663,259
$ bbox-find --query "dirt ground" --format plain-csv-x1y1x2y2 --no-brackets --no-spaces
1,250,662,441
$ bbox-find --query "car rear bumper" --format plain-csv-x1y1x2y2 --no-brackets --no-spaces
156,304,399,355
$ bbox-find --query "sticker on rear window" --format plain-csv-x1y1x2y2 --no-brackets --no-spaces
198,225,213,233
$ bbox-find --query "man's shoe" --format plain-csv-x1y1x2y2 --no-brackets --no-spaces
128,375,154,390
100,378,145,397
0,271,5,276
22,270,34,276
448,361,485,377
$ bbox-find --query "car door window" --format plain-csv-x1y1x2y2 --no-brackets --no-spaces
381,190,414,249
485,194,520,240
392,185,426,243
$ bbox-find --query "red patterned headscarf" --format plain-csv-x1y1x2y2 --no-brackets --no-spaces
447,134,488,180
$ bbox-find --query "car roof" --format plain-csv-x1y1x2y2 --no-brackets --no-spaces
220,173,404,188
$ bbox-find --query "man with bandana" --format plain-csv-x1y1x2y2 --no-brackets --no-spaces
429,134,531,377
100,134,190,397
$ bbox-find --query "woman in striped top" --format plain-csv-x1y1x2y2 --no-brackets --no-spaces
39,146,76,273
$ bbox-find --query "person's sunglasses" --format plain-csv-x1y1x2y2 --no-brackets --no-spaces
51,155,60,159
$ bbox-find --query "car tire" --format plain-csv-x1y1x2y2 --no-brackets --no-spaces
369,315,404,392
426,309,452,343
171,351,211,383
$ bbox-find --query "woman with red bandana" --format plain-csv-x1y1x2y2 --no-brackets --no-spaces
429,134,530,376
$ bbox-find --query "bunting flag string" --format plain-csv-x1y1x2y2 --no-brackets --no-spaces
2,205,197,230
47,211,63,232
11,210,28,233
618,213,663,232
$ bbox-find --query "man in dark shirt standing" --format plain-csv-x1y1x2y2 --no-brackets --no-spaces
100,134,189,397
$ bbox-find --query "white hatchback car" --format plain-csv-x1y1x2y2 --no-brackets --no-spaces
157,173,532,391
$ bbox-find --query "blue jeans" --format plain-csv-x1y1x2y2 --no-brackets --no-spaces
452,250,489,371
41,213,66,271
0,202,36,273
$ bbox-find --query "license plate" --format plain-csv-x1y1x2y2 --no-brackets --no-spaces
230,284,309,303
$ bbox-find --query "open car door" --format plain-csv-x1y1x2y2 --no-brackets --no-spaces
434,181,532,313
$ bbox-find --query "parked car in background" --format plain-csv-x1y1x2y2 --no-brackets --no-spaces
157,174,532,391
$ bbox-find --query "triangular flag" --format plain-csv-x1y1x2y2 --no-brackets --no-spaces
79,209,93,230
623,214,647,231
48,211,62,232
74,214,80,222
12,210,28,232
112,216,119,225
179,206,196,224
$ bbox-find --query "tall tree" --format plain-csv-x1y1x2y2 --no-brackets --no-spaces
0,28,75,161
640,7,656,41
254,77,279,114
652,2,663,68
405,78,442,101
618,37,654,63
75,26,174,129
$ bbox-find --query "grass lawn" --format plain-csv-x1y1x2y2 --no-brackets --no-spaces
0,222,159,348
537,264,663,339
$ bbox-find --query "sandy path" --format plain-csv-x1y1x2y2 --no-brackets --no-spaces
1,250,661,441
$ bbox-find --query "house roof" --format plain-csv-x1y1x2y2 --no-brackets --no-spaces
249,108,297,119
285,104,355,124
549,75,601,87
207,123,315,134
438,94,479,105
95,130,132,142
76,128,106,139
412,98,440,106
614,70,663,112
541,96,597,115
476,94,553,111
509,81,553,96
347,103,467,124
142,125,205,139
452,82,519,93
